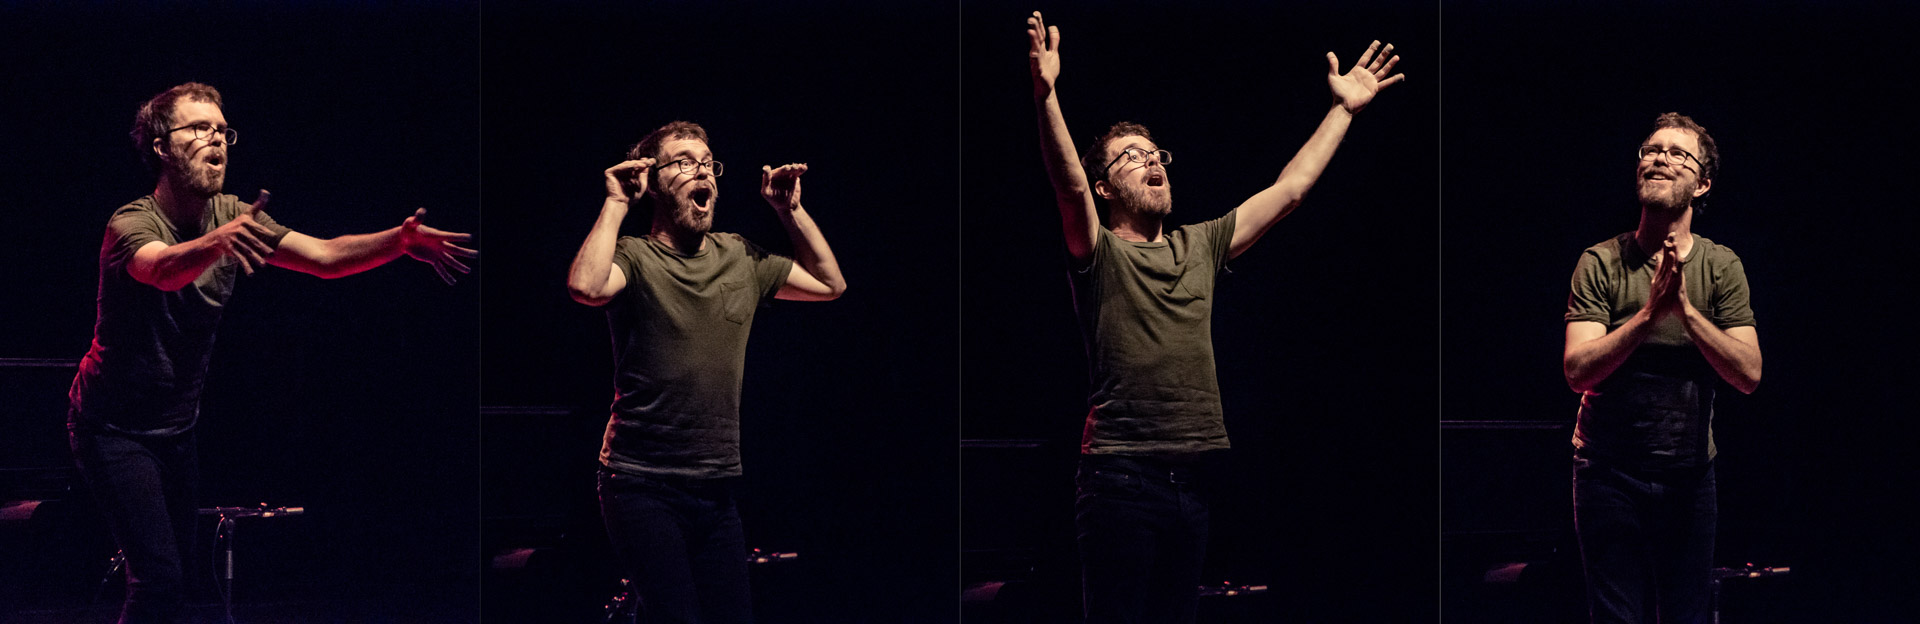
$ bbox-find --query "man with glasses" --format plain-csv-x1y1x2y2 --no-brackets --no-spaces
567,121,845,622
1562,113,1761,624
1024,12,1404,623
68,82,475,624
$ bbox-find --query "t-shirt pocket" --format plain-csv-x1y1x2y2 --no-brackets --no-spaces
721,280,751,324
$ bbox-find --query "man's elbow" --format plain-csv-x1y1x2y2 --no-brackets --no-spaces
566,282,608,307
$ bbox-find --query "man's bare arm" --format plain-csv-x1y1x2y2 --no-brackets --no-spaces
1564,318,1655,393
1230,41,1404,259
567,159,651,306
269,208,475,283
1028,11,1099,267
761,164,846,301
129,191,278,291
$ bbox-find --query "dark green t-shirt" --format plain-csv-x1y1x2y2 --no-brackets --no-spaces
68,194,291,436
1069,210,1237,456
600,233,794,479
1564,232,1755,472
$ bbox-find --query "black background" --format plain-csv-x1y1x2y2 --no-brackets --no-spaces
1443,1,1920,621
0,1,479,619
961,1,1439,621
479,1,959,621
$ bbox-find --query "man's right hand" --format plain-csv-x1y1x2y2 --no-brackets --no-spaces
1646,238,1686,319
1027,11,1061,97
604,158,656,202
208,190,280,275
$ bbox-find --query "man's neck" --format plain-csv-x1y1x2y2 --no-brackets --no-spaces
151,176,210,231
1634,204,1695,259
1109,208,1165,243
648,222,708,255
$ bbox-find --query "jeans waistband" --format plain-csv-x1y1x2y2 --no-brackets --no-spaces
1080,454,1212,485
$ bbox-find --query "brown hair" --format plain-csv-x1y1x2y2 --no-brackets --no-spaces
131,82,223,173
625,121,709,209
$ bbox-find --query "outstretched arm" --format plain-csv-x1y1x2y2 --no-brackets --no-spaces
130,191,279,291
568,159,651,306
1229,41,1405,260
761,164,846,301
270,207,476,283
1028,11,1099,267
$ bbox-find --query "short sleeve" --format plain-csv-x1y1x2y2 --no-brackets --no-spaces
1200,208,1238,268
736,235,794,304
611,236,643,291
1709,252,1755,329
103,210,166,275
1565,250,1612,325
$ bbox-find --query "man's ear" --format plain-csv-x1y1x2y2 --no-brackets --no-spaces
1093,179,1113,200
152,137,168,163
1693,176,1712,199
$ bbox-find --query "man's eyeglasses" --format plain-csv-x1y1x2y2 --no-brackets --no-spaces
167,122,237,145
1103,147,1172,177
655,158,724,177
1637,145,1703,172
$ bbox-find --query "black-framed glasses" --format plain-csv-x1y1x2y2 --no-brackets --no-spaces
1637,145,1703,172
656,158,724,177
1103,147,1172,176
167,122,237,145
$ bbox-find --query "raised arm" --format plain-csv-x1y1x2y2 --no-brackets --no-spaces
1229,41,1405,260
269,207,475,283
1028,11,1099,266
568,159,651,306
761,164,846,301
130,191,279,291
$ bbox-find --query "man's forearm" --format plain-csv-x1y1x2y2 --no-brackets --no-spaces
1564,314,1655,393
1035,91,1097,261
285,228,407,279
1683,309,1763,394
777,205,845,297
132,238,226,291
567,198,628,304
1272,105,1356,203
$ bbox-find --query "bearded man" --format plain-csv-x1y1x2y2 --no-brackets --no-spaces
566,121,845,623
69,82,476,624
1561,112,1762,624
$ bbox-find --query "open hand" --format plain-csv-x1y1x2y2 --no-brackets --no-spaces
761,163,807,211
1328,40,1405,114
210,190,280,275
1027,11,1062,96
399,207,478,284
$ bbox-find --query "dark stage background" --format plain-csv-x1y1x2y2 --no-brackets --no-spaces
1441,2,1920,622
961,1,1438,621
478,2,959,622
0,2,479,621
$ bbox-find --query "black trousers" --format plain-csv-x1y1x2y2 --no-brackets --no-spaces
1573,455,1716,624
1075,454,1210,624
598,468,753,624
70,428,200,624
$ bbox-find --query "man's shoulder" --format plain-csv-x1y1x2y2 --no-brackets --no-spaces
1580,232,1636,263
110,195,159,219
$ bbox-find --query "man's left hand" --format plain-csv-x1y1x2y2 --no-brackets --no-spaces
1328,40,1405,114
400,207,478,284
761,163,807,212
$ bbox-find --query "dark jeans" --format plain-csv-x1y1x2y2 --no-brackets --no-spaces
1075,454,1210,624
598,468,752,624
1573,455,1716,624
70,429,200,624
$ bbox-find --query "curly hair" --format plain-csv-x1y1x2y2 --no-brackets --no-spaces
1650,112,1719,212
131,82,223,173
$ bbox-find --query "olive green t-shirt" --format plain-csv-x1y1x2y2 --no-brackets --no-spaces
1564,231,1755,472
1069,210,1237,456
68,194,292,436
599,233,794,479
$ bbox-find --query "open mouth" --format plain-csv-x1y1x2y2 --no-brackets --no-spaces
1146,172,1166,187
690,187,713,209
206,152,226,169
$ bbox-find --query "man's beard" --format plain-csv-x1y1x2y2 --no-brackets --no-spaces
168,156,224,198
653,187,716,236
1113,179,1171,217
1637,175,1694,213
